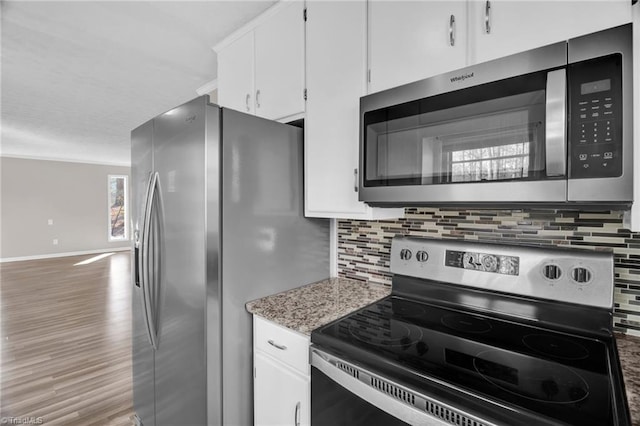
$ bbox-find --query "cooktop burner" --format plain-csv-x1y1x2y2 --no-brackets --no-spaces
441,313,493,334
523,333,591,360
347,302,424,347
473,349,590,404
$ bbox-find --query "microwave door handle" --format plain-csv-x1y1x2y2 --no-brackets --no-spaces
545,69,567,176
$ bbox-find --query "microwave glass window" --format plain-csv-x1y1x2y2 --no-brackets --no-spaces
364,89,546,187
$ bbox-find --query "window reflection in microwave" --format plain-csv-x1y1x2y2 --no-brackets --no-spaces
442,124,538,183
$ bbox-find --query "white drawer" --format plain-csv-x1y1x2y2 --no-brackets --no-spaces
254,316,309,376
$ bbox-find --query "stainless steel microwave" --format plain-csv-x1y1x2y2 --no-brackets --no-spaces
359,24,632,207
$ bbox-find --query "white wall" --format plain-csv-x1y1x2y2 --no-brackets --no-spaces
0,157,131,260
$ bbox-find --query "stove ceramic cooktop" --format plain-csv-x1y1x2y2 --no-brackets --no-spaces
312,295,618,426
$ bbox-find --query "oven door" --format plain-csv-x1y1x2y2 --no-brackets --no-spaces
311,348,491,426
359,43,568,206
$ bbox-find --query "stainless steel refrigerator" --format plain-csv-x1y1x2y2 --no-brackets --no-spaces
131,96,329,426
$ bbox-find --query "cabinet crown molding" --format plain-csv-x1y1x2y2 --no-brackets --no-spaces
212,0,299,53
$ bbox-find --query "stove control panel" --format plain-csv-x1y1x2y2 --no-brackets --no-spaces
445,250,519,276
390,236,615,309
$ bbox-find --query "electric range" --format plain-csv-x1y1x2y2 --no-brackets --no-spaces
310,237,630,426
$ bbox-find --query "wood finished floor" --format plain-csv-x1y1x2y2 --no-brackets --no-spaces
1,251,134,425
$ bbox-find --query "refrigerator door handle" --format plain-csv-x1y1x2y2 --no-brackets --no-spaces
149,176,163,349
134,229,141,288
141,172,159,350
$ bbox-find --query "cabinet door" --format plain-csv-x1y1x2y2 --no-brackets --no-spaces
368,1,467,94
254,1,305,120
305,0,403,219
218,31,255,114
469,0,632,64
254,352,309,426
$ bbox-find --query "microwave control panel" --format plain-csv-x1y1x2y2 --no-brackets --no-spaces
568,54,622,179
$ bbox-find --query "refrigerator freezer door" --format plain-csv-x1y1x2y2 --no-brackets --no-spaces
152,97,208,425
221,108,330,426
131,120,155,426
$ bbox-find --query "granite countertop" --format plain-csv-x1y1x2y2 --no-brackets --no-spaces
247,279,640,425
616,333,640,425
246,277,391,335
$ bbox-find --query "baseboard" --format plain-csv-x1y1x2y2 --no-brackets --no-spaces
0,247,131,263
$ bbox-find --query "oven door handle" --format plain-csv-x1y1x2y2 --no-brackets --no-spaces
311,348,481,426
545,68,567,177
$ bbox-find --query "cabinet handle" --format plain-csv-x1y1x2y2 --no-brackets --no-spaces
256,89,261,109
485,1,491,34
267,339,287,350
245,94,251,112
354,168,358,193
449,14,455,46
294,401,301,426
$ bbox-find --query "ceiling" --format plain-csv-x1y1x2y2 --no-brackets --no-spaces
1,1,277,166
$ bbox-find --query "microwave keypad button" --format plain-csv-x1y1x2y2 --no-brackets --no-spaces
591,106,600,110
604,152,613,159
592,112,600,118
591,99,600,103
580,114,587,119
604,103,612,108
579,101,589,106
579,154,588,161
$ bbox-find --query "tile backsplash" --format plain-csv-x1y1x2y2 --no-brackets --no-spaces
337,208,640,337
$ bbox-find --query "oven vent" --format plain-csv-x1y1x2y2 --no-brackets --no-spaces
425,400,487,426
336,361,359,379
370,377,416,406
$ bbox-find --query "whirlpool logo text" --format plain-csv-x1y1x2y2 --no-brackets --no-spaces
450,72,474,83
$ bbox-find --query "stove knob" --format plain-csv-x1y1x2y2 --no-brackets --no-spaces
571,267,592,284
481,255,498,272
416,251,429,262
543,264,562,280
400,249,412,261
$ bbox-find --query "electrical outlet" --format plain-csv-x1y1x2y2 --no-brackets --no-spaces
53,239,58,245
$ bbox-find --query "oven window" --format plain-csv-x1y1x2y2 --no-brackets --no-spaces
363,72,550,187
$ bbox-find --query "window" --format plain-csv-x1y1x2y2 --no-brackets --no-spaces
108,175,128,241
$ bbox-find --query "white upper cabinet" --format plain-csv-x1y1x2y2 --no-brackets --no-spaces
305,0,403,219
217,31,254,115
215,1,305,121
368,1,468,94
468,0,632,65
254,1,305,120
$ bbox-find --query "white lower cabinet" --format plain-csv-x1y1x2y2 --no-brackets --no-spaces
253,316,310,426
